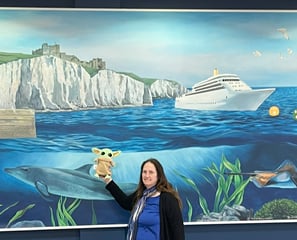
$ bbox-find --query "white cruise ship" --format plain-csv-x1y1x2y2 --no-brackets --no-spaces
175,69,275,111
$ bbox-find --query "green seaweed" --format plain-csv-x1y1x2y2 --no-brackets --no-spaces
50,197,81,226
176,154,250,219
1,201,36,227
6,203,35,228
49,207,56,227
207,155,250,212
186,198,193,222
49,198,100,226
176,173,210,216
91,200,97,225
0,201,19,216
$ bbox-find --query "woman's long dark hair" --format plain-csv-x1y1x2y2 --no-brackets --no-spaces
134,158,182,209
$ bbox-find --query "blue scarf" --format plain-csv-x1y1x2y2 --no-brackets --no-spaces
126,186,157,240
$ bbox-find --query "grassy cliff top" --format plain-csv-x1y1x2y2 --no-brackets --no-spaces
118,72,158,85
0,52,37,64
0,52,174,85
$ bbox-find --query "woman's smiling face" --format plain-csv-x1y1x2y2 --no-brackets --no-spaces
142,161,158,189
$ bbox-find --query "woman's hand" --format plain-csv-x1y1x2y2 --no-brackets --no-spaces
99,175,112,184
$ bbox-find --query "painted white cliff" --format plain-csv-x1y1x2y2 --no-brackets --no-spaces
0,55,186,111
91,70,152,107
0,56,152,111
150,79,187,98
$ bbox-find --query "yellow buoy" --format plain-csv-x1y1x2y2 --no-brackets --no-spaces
269,106,280,117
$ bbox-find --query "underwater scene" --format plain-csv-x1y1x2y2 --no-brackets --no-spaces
1,87,297,228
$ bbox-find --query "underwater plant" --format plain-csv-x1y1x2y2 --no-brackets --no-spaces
50,197,81,226
0,202,18,217
205,154,250,213
0,201,36,228
49,197,100,226
91,200,98,225
254,198,297,219
177,175,209,219
177,154,250,220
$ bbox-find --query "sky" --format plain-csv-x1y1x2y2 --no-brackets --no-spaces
1,8,297,87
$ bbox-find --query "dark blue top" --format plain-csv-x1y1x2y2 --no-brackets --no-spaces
106,181,185,240
136,195,160,240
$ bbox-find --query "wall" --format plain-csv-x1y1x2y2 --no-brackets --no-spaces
0,0,297,9
1,0,297,239
1,222,297,240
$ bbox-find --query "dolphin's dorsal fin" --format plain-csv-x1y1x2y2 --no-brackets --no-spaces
35,181,52,201
75,164,93,175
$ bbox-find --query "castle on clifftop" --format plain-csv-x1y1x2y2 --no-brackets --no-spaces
32,43,106,71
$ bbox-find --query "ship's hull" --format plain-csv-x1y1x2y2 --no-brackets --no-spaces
175,88,275,111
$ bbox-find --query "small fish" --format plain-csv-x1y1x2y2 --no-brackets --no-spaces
225,160,297,188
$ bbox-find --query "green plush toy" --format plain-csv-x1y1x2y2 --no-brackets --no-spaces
92,147,121,179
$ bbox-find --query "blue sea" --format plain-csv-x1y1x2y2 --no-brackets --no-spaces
1,87,297,227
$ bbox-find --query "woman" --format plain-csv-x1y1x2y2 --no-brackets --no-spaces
103,158,185,240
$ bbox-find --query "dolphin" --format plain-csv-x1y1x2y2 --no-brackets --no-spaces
4,164,137,200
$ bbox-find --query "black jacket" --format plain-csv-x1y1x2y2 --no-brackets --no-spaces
106,180,185,240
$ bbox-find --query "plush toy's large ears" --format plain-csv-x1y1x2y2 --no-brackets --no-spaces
112,150,121,158
92,147,121,158
92,147,101,155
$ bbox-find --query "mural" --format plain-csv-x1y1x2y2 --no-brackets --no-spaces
1,8,297,230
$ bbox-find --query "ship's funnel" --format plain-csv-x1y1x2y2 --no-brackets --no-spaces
213,68,219,76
